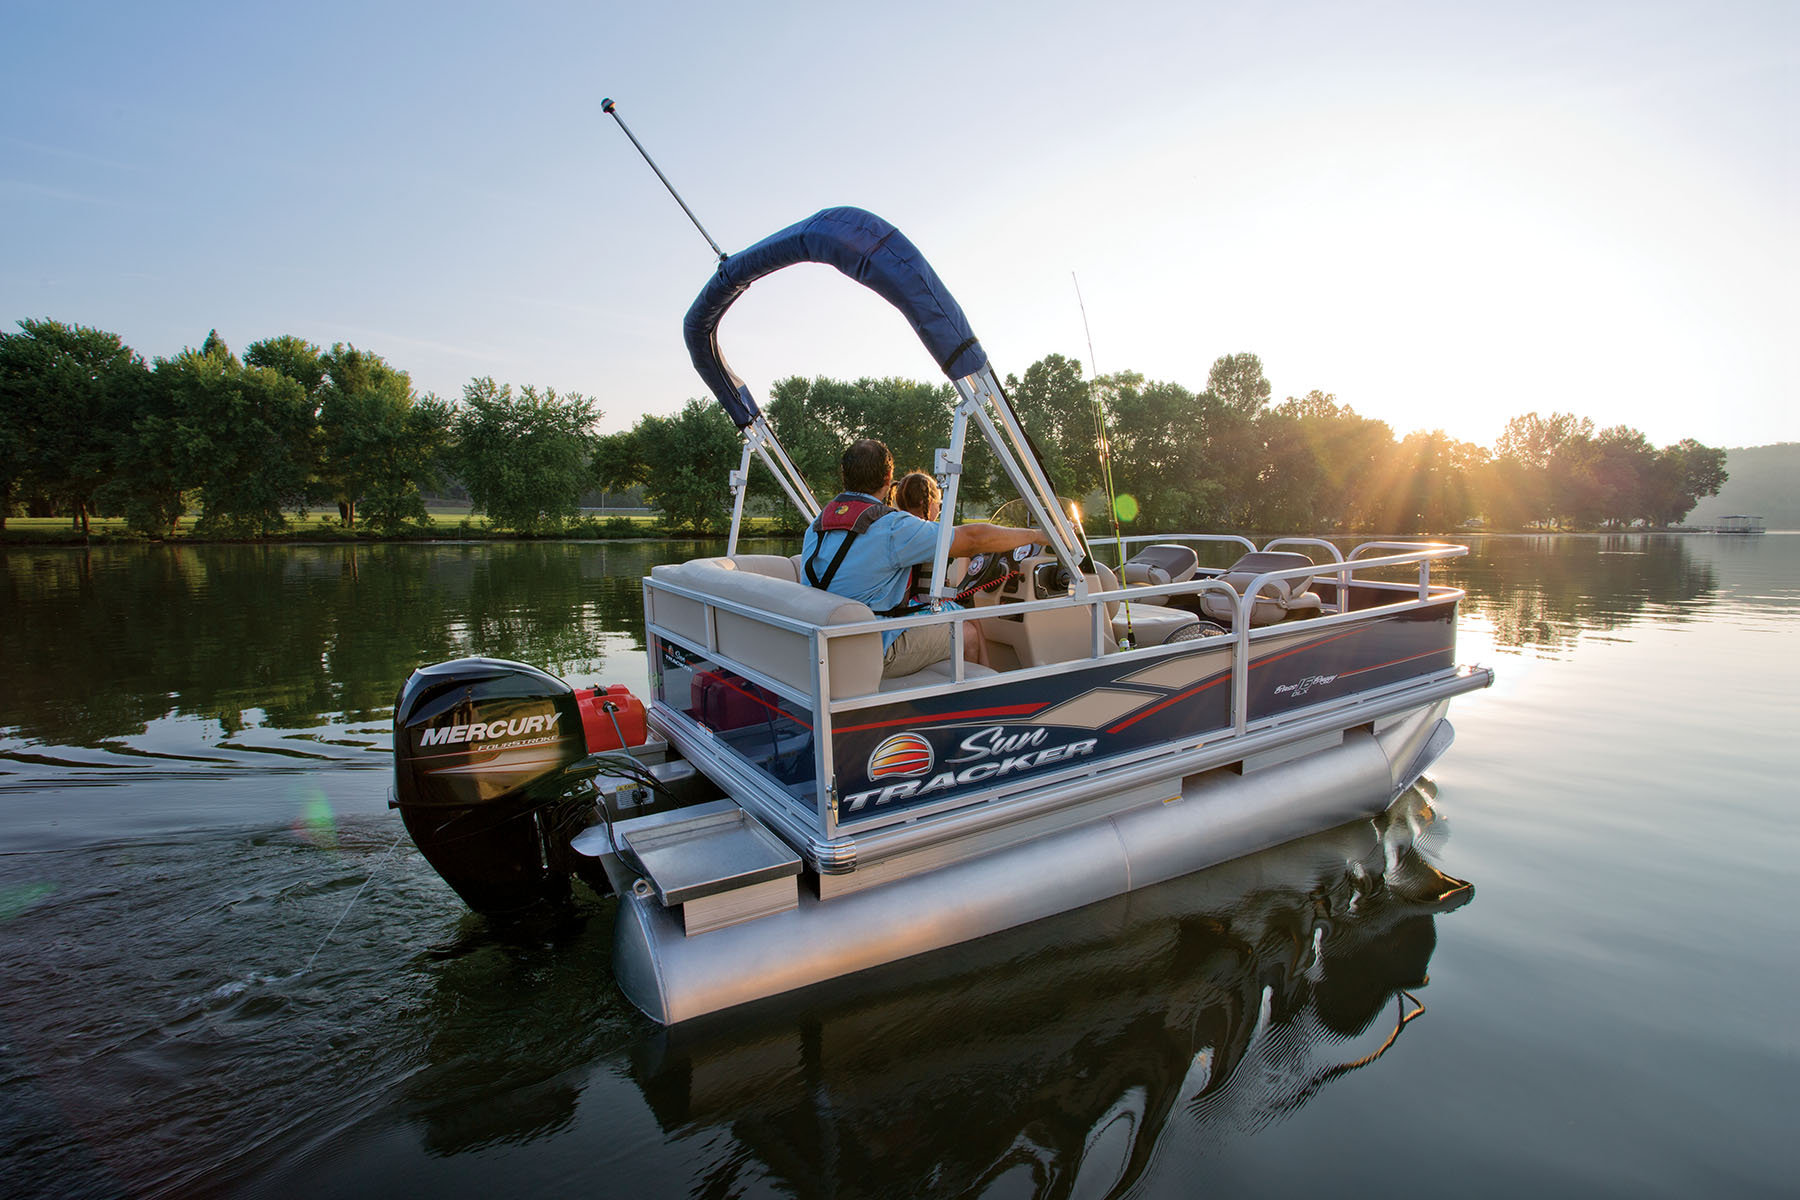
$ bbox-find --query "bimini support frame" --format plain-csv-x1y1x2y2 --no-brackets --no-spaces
687,206,1089,586
920,365,1089,606
726,413,821,555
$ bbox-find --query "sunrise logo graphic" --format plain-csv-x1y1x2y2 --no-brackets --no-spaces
868,732,934,779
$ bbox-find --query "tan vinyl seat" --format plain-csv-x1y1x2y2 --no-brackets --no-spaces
686,554,801,583
648,558,996,699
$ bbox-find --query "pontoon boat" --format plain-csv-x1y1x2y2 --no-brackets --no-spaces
392,207,1494,1024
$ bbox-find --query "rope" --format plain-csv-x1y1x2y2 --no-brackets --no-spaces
302,825,408,975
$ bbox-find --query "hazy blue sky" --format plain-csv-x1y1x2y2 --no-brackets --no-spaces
3,1,1793,450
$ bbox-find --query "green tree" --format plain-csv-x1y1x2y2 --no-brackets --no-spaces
1645,438,1728,526
0,319,147,535
1101,372,1224,531
632,399,744,533
1471,455,1536,530
99,365,192,537
1207,352,1273,417
1496,410,1595,470
1258,391,1395,532
1587,426,1657,526
766,376,853,505
1363,430,1484,532
592,429,645,494
1005,354,1098,499
242,334,326,396
358,391,451,532
0,410,20,527
312,344,441,530
1547,431,1609,528
1492,411,1596,528
759,375,972,513
452,378,598,533
803,375,955,482
156,340,317,536
1197,355,1275,528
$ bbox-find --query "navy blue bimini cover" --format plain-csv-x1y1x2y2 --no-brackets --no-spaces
683,207,987,429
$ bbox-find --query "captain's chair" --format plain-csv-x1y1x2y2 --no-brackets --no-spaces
1120,543,1199,591
1199,552,1324,627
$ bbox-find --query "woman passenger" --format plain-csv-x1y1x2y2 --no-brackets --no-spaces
893,472,991,667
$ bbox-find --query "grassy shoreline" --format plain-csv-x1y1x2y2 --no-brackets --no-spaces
2,514,1734,547
0,511,805,546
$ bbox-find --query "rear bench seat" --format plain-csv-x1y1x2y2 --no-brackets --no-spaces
646,556,996,700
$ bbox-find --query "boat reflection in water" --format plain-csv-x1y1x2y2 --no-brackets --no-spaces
596,785,1471,1196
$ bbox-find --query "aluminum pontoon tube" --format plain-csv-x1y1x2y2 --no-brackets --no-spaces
610,724,1402,1024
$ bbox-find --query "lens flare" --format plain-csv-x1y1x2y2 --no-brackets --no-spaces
0,882,56,923
292,788,339,852
1114,494,1139,522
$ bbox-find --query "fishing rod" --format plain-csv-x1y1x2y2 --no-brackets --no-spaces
603,97,827,539
601,97,727,261
1072,271,1134,644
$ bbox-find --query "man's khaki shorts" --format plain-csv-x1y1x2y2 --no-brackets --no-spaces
882,623,955,677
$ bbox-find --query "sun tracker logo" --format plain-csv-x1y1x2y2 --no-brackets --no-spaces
846,724,1100,813
868,732,934,779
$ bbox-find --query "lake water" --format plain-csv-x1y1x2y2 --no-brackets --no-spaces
1,534,1794,1198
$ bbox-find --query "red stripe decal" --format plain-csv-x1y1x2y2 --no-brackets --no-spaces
1337,647,1451,679
1108,674,1232,733
837,702,1047,734
707,675,812,732
1106,619,1404,733
1247,623,1367,670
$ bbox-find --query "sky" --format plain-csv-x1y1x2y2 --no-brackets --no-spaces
2,0,1793,451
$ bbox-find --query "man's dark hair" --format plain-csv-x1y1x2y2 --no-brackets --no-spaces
841,439,893,496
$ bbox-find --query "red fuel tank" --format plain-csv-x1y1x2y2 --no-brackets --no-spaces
577,684,648,752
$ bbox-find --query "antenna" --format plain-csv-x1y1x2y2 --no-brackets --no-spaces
601,97,727,261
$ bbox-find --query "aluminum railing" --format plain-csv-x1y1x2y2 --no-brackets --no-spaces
642,539,1471,840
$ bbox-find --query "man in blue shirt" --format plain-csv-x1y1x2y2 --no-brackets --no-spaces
802,439,1041,676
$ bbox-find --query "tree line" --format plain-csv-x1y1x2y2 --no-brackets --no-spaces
0,319,597,536
604,352,1726,535
1,318,1726,538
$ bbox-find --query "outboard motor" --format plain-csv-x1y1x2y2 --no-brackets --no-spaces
393,657,592,916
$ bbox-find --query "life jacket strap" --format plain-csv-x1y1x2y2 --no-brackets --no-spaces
805,494,897,591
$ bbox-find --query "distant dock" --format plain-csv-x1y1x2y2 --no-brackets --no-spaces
1697,515,1766,534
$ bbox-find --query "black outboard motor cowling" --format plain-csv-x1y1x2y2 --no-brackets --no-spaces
394,657,589,916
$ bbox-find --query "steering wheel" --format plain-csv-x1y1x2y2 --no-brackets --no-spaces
954,495,1053,598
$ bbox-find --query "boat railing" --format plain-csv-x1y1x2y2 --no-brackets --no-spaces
1104,532,1259,561
1262,536,1346,562
1207,543,1468,736
1100,533,1465,611
643,542,1473,718
644,540,1473,847
1346,540,1469,601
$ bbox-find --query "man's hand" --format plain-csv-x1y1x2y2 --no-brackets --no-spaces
947,522,1044,558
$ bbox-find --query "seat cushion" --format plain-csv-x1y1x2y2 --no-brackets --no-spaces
1197,552,1320,627
1121,543,1199,586
1113,603,1201,646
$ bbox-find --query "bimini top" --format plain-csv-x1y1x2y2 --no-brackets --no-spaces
683,206,988,429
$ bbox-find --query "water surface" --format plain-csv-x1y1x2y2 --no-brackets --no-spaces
1,534,1793,1197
